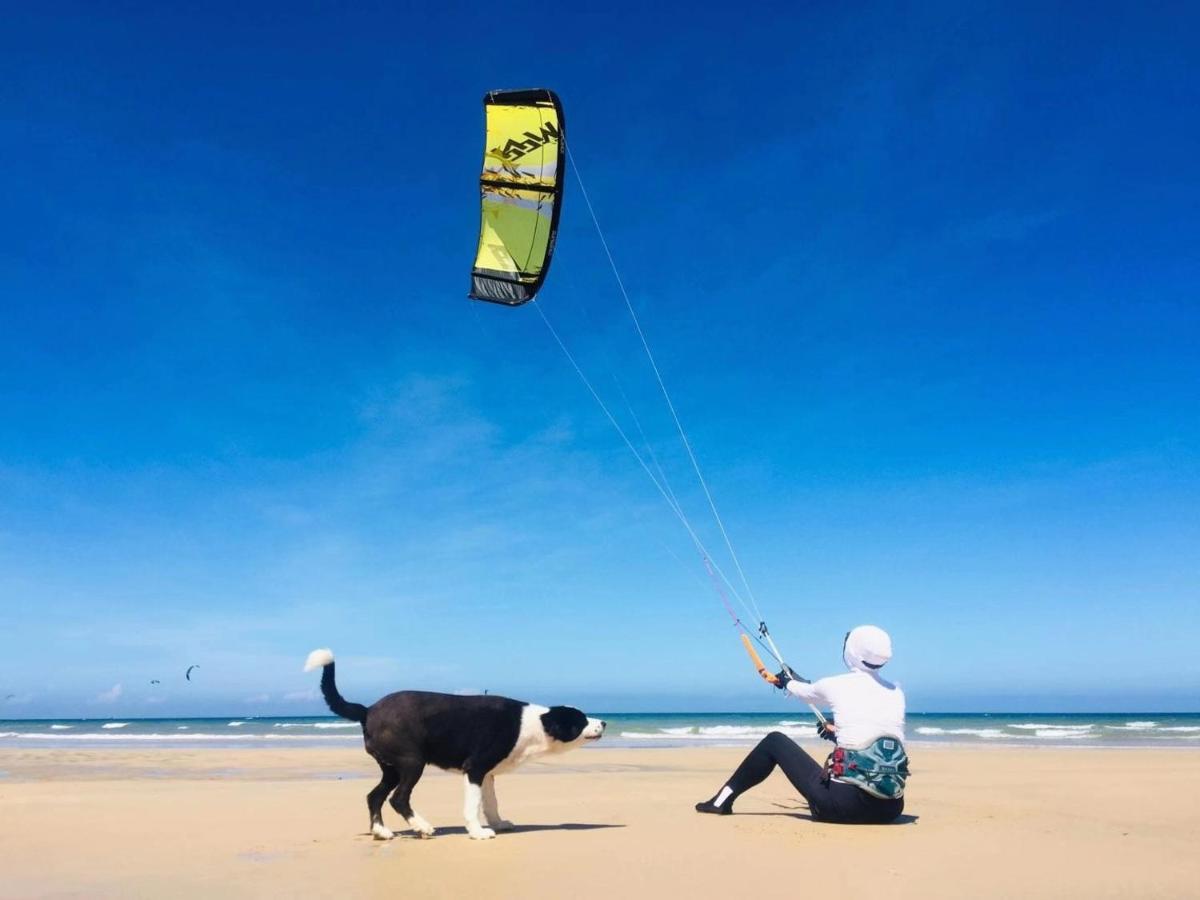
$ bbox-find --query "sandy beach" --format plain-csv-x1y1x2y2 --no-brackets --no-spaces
2,744,1197,899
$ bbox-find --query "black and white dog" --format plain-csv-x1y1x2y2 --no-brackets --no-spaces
304,649,605,840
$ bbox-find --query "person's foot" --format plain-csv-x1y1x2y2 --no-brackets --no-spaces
694,799,732,815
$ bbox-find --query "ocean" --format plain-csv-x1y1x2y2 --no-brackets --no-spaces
2,712,1199,750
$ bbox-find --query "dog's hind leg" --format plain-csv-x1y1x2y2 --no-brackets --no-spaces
482,773,514,832
367,762,400,840
463,771,495,840
388,761,435,838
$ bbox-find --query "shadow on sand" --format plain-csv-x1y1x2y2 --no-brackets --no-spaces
735,809,919,826
390,823,625,839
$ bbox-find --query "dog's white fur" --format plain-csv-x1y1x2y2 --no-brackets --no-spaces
463,775,493,839
491,704,605,775
305,647,603,840
456,703,601,839
396,704,603,840
406,812,435,838
482,774,512,832
303,648,334,672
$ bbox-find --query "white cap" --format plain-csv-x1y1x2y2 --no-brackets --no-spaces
843,625,893,673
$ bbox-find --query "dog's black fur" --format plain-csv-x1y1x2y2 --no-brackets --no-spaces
311,652,599,838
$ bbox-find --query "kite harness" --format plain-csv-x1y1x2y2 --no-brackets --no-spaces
824,736,910,799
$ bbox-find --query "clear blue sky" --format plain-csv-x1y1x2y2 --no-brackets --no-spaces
2,3,1197,717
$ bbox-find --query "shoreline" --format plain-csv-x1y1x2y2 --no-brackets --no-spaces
5,711,1198,752
2,737,1198,756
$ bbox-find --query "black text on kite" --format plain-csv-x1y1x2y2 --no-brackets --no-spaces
469,89,565,306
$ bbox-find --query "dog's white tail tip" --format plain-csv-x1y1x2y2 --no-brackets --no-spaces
304,648,334,672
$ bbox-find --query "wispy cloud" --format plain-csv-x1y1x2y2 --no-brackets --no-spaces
95,683,123,703
282,689,318,702
244,693,271,704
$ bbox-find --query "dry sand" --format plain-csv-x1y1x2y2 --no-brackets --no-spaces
1,744,1197,899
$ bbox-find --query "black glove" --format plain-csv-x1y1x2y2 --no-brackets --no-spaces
816,718,836,742
772,668,792,690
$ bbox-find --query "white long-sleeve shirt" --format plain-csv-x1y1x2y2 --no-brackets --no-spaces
786,670,906,749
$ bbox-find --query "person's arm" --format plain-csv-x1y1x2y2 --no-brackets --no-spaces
784,676,828,706
771,669,831,706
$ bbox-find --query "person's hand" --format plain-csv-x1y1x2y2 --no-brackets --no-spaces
772,668,792,690
816,718,837,742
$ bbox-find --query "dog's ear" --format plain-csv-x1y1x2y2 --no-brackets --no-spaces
541,706,587,742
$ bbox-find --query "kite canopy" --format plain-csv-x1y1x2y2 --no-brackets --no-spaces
469,89,565,305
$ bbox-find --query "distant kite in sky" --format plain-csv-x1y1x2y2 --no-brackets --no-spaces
185,665,199,681
150,680,161,685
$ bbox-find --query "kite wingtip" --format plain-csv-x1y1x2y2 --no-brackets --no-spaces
303,648,334,672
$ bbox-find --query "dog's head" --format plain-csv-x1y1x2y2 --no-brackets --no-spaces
540,706,605,749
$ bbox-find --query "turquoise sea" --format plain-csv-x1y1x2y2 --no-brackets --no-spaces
3,712,1199,750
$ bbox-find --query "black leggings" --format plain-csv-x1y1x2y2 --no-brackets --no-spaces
725,731,904,824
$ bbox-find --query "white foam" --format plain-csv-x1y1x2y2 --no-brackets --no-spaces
915,727,1008,739
49,725,74,730
227,721,246,727
621,724,817,742
177,726,189,730
1160,726,1200,733
1008,723,1094,731
699,725,816,739
1033,729,1090,739
313,723,357,729
101,723,129,729
621,732,687,740
1104,721,1158,731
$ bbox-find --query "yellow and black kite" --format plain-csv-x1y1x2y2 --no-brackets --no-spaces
469,89,564,305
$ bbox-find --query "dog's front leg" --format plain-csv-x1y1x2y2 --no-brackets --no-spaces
463,774,495,840
482,773,514,832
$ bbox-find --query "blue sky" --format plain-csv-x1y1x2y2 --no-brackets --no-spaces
1,3,1197,717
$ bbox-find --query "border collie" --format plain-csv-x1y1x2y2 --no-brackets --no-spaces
304,649,605,840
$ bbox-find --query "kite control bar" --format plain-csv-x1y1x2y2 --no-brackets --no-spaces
740,633,781,685
739,631,829,726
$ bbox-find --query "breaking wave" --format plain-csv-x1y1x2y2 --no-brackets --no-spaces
621,723,818,742
915,727,1009,739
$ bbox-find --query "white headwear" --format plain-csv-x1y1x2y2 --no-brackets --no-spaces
843,625,893,673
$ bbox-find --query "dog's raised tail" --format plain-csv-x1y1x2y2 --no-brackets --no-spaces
303,648,368,724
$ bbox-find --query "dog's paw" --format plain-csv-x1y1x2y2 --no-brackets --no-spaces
467,826,496,840
490,819,515,832
371,823,396,841
407,816,435,838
